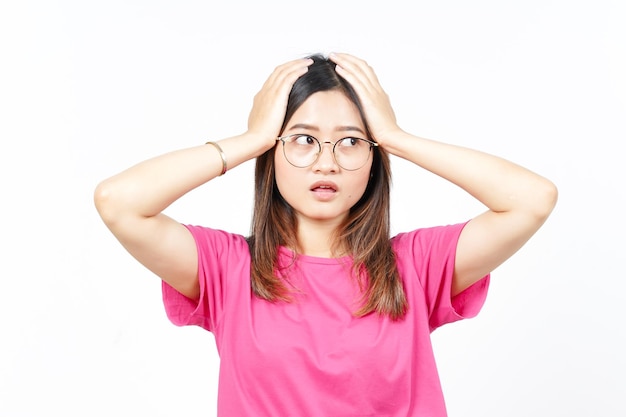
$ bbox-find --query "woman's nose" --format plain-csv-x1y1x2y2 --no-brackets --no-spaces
313,142,338,172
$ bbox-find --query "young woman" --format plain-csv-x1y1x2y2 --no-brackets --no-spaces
94,53,557,416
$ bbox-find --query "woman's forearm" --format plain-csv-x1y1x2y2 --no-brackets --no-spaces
94,133,269,222
382,131,558,218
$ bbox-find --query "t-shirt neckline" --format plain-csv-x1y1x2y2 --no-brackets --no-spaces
278,246,353,265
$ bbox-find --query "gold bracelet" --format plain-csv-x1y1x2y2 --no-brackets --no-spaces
205,141,227,176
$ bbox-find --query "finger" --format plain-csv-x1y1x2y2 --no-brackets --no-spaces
329,53,380,93
248,58,313,138
252,58,312,116
263,58,313,93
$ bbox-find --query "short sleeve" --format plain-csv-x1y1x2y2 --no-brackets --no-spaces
161,225,250,332
392,222,490,332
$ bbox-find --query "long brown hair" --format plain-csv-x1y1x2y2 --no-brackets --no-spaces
247,54,408,320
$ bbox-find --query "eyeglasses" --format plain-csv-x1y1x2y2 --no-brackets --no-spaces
276,134,378,171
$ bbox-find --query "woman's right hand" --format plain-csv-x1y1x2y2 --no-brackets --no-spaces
246,57,313,150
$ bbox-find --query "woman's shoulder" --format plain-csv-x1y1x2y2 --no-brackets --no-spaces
184,224,249,254
391,222,469,252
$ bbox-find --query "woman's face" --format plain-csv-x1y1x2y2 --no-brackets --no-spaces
274,90,373,227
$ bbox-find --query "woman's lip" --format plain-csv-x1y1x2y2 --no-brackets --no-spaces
310,181,338,192
310,181,338,201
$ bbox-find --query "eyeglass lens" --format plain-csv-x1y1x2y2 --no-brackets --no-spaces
281,135,373,170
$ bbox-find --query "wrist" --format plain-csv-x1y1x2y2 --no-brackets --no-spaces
373,127,406,149
242,130,279,155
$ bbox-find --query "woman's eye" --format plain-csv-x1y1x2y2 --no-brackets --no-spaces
340,137,360,147
293,135,316,145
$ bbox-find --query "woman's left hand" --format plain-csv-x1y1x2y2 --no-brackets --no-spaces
329,53,403,146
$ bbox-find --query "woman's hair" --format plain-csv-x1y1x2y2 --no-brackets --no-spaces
247,54,408,320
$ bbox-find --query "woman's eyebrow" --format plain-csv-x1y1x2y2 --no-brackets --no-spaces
287,123,319,132
287,123,366,135
336,125,366,135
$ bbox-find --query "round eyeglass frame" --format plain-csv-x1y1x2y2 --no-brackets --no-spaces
276,134,379,171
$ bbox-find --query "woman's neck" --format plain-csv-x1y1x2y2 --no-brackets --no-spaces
295,217,345,258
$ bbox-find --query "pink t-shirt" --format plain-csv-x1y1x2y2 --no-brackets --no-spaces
162,222,489,416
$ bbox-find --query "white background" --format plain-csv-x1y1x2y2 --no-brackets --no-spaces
1,1,625,416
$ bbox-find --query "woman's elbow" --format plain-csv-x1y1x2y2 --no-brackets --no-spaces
533,178,559,222
94,179,123,226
